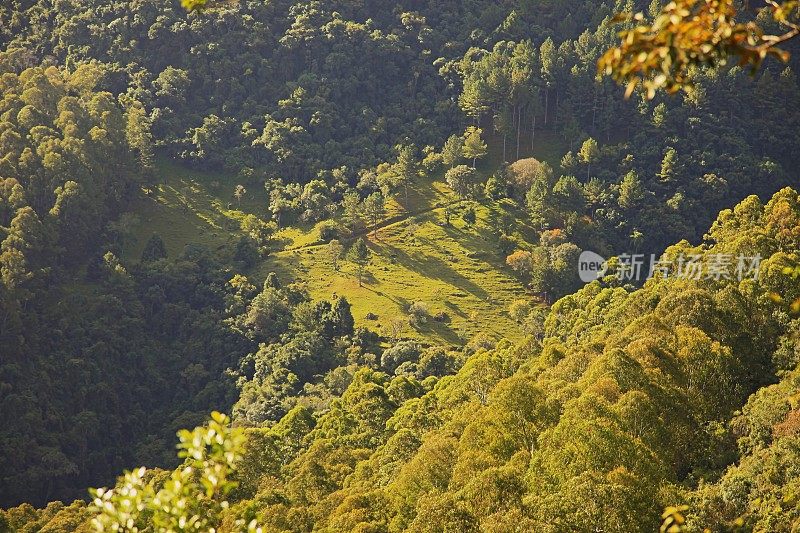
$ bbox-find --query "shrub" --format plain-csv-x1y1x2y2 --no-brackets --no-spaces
498,233,517,256
318,220,341,241
381,341,422,373
508,299,532,323
462,205,477,226
408,301,430,328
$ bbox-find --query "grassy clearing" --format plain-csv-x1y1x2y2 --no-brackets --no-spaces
122,158,267,260
261,179,539,346
261,205,533,346
123,143,565,346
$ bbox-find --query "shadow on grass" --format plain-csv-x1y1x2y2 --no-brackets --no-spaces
413,321,464,346
372,240,490,301
443,300,468,319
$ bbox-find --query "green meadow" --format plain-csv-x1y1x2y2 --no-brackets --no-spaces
122,133,566,346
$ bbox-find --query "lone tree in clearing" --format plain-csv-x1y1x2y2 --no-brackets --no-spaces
363,192,387,238
393,145,418,205
326,239,344,271
445,165,478,199
347,238,370,287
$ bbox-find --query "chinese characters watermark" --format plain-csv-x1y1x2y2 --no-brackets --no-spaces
578,251,761,283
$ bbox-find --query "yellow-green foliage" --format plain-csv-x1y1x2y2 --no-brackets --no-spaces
9,184,800,532
172,189,797,532
90,412,260,533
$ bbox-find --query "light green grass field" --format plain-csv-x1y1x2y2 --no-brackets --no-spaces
261,196,538,346
124,133,567,346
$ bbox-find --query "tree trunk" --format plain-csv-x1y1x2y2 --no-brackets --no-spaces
531,114,536,151
554,90,559,125
516,106,522,160
544,89,549,125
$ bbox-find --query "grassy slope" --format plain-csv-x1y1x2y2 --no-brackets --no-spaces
123,158,267,260
123,133,566,347
262,197,538,346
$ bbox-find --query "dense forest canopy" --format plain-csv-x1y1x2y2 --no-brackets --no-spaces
0,0,799,530
6,187,800,531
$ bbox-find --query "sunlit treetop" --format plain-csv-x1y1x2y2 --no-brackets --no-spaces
181,0,231,10
599,0,800,98
181,0,206,9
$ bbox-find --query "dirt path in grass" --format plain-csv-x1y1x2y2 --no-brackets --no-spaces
277,199,465,255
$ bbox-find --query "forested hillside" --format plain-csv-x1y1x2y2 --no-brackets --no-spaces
7,188,800,530
1,0,799,530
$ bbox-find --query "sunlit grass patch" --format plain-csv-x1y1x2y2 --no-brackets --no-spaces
124,158,537,346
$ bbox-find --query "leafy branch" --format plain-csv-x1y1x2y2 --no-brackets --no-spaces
90,412,261,533
599,0,800,98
